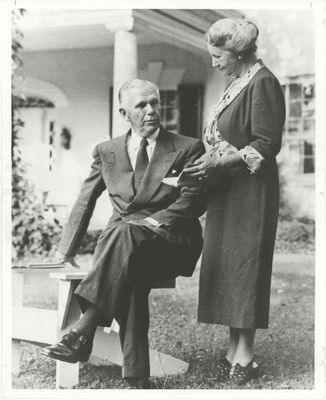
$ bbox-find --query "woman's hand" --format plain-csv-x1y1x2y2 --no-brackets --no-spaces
182,153,222,182
183,152,245,183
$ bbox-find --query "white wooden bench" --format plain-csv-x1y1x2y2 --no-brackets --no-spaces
12,268,189,388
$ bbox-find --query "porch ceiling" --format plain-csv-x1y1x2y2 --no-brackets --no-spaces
20,9,243,55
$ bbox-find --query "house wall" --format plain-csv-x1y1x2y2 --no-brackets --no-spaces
21,47,113,229
22,47,112,167
21,44,227,229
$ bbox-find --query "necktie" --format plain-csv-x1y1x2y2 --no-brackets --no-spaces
134,138,149,192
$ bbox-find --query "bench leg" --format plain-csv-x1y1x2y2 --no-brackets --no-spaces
57,279,82,332
91,327,122,367
12,272,24,376
55,279,83,388
56,360,80,389
90,327,189,377
12,339,21,375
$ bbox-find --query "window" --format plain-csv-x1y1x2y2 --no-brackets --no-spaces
281,75,315,174
17,98,56,201
303,140,315,173
49,121,57,172
160,90,179,134
160,86,203,138
109,85,202,139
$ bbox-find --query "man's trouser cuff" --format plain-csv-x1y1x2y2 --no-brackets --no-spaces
123,365,150,378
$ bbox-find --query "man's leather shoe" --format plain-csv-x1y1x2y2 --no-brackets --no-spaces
124,377,151,389
41,328,93,363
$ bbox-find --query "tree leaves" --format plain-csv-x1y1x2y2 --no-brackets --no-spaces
11,9,62,261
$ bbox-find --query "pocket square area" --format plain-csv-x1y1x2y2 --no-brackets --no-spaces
166,169,180,177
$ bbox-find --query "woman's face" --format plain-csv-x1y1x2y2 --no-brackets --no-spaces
207,43,241,78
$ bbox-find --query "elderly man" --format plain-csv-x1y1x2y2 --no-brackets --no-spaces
42,79,207,389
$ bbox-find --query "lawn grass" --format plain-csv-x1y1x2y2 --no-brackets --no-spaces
12,254,314,390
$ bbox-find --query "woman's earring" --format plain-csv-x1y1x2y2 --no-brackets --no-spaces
238,56,242,60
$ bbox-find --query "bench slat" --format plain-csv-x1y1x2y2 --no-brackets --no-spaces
14,268,176,288
50,271,176,288
49,271,88,280
12,306,57,344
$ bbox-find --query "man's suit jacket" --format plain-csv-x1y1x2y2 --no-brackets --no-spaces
58,126,207,277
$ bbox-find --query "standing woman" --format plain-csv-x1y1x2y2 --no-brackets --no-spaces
183,18,286,385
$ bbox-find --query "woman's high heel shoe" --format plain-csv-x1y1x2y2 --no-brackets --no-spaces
215,357,232,381
229,359,260,385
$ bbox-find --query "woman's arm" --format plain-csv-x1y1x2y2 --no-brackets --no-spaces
184,74,286,180
247,75,286,162
182,151,245,181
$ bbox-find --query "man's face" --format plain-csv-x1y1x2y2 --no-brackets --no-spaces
120,84,161,138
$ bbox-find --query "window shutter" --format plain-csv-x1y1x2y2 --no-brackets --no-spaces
178,84,203,139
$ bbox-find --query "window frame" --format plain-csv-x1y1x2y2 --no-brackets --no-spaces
280,74,315,175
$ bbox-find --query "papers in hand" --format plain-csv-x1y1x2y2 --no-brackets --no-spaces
162,171,204,187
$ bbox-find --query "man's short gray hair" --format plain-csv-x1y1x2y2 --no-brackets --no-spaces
118,79,160,107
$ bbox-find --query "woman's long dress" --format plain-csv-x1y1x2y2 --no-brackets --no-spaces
197,67,286,329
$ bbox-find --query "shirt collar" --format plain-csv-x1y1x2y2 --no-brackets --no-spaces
130,127,160,146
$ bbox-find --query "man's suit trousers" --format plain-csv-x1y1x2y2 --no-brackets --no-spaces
74,222,191,378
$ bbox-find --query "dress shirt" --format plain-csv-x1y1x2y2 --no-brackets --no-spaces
127,128,163,228
127,128,160,170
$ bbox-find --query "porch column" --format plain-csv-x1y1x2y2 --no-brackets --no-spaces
112,30,138,138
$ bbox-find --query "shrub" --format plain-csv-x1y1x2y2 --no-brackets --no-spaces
78,230,101,255
275,218,315,254
11,185,62,260
278,162,298,221
276,163,315,253
12,9,62,261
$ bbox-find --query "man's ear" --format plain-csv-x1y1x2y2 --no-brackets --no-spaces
119,108,130,122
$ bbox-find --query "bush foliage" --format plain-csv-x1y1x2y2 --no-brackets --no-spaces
78,230,101,255
275,218,315,254
12,9,62,261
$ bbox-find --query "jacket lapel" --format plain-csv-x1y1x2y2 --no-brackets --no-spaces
102,132,135,202
124,127,181,212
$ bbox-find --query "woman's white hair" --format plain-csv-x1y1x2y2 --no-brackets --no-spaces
206,18,259,56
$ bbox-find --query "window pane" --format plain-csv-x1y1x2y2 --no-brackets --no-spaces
289,84,302,99
160,92,166,108
303,140,315,173
302,107,315,118
160,90,178,133
288,119,300,134
303,84,314,100
166,108,178,124
287,141,302,173
303,83,315,114
289,102,301,117
166,91,177,106
303,119,315,132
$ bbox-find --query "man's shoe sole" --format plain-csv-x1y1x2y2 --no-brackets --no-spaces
41,348,89,363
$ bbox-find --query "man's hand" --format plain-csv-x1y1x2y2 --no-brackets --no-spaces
53,251,81,269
